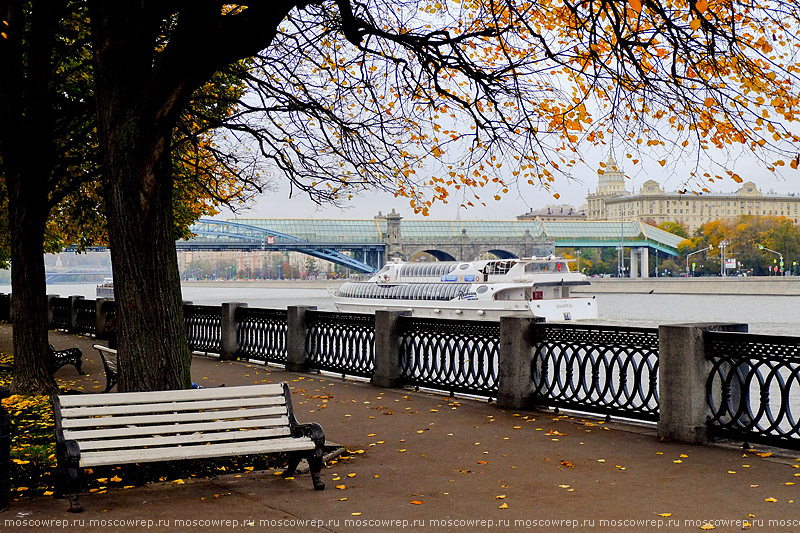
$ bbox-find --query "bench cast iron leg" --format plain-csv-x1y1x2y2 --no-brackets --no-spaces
282,453,302,479
56,441,83,512
309,449,325,490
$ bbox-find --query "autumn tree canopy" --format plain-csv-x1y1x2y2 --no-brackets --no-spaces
6,1,800,391
210,0,800,214
680,215,800,275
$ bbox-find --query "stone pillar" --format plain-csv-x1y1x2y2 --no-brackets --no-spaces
286,306,316,372
95,298,108,338
497,316,537,410
221,302,248,361
657,322,748,444
640,247,650,278
68,296,84,332
372,310,410,388
46,295,59,329
630,249,639,278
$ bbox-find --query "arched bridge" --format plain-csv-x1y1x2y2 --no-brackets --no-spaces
178,215,684,276
178,219,383,273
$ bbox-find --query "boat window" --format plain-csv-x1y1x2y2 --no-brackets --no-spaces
425,284,436,300
476,285,488,294
485,260,517,276
459,263,470,270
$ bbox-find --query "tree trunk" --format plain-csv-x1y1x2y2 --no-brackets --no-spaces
92,5,191,391
7,168,58,395
1,1,60,394
102,143,192,392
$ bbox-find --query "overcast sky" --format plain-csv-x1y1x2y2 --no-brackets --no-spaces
218,148,800,222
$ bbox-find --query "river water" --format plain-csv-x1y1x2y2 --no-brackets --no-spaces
6,281,797,337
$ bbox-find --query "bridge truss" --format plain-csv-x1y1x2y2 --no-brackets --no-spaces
178,219,382,274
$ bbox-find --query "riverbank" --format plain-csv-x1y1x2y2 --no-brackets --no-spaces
573,276,800,296
182,279,345,290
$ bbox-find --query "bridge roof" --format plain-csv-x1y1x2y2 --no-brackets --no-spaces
232,217,684,253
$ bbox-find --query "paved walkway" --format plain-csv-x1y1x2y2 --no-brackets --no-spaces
2,326,800,532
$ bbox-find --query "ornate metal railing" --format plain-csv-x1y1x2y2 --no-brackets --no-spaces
706,331,800,450
305,311,375,378
50,297,70,331
237,307,288,364
184,304,222,354
531,324,660,422
400,317,500,397
75,299,96,335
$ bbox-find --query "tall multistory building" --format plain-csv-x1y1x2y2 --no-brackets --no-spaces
586,158,800,233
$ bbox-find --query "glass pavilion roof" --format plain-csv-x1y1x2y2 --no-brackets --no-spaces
233,217,684,252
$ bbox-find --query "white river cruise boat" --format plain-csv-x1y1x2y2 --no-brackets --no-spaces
331,256,597,322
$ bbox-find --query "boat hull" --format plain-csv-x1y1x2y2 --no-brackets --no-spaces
331,295,597,322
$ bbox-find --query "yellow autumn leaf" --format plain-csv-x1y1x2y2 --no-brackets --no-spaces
629,0,642,12
110,475,122,482
351,512,362,516
495,495,506,499
499,503,509,509
700,523,715,530
410,500,423,505
658,513,672,517
696,0,708,11
690,19,702,31
336,485,346,490
765,497,778,502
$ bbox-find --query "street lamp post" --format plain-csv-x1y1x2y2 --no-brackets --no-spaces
686,246,712,277
576,249,582,273
757,244,783,276
718,240,729,277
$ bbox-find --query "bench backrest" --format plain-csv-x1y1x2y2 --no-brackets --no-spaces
53,383,297,461
92,344,117,373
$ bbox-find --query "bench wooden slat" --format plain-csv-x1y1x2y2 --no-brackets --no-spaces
59,396,285,418
75,427,294,452
57,383,286,408
62,416,290,441
80,437,317,467
61,405,288,429
53,382,325,512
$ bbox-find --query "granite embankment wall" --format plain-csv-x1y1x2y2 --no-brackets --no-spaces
572,277,800,296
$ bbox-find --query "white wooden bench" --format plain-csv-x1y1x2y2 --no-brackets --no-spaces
91,344,117,392
52,383,325,512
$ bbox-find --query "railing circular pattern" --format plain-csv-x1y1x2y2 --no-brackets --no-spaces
184,305,222,354
236,307,288,364
531,325,660,421
306,311,375,378
706,332,800,449
400,317,500,397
